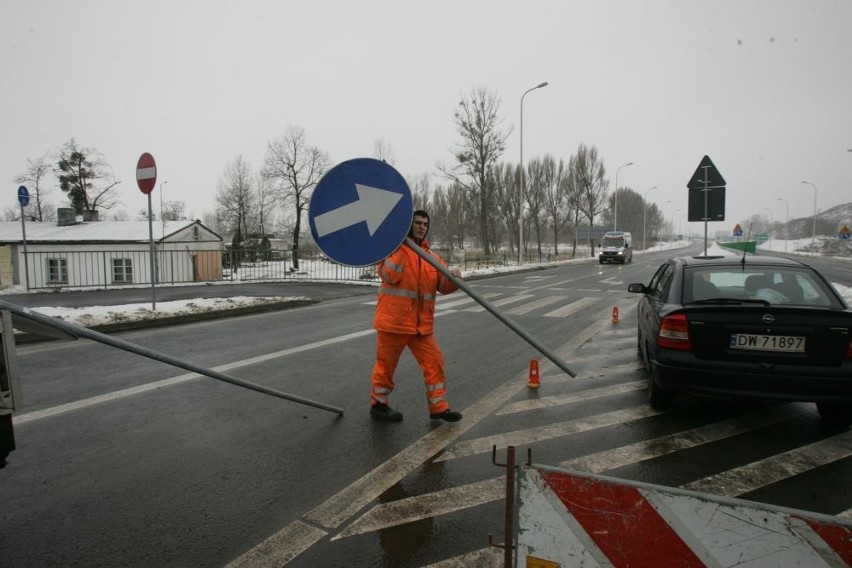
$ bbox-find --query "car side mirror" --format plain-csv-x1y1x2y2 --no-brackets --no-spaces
628,283,647,294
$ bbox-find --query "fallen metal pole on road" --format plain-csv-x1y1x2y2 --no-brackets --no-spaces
0,299,344,416
405,239,576,378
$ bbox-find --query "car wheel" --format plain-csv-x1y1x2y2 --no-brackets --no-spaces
647,359,673,410
816,402,851,427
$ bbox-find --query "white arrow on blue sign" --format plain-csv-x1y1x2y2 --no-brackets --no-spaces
309,158,413,267
17,185,29,207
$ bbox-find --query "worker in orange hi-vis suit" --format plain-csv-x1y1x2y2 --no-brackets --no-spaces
369,209,463,423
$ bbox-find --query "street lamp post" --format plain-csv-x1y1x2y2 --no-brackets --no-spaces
642,186,657,251
776,197,789,253
519,81,548,266
763,206,774,246
801,180,818,243
613,161,634,231
671,207,680,249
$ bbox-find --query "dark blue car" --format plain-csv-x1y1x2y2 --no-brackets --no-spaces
629,254,852,426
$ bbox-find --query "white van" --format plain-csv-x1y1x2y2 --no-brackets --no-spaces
599,231,633,264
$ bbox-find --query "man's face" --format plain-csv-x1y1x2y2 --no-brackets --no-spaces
411,215,429,240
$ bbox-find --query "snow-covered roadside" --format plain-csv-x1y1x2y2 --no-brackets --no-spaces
26,296,309,328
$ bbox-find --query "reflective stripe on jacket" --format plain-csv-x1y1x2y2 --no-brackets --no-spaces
373,239,458,335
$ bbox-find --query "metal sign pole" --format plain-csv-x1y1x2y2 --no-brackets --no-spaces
703,166,710,256
405,238,576,378
0,299,344,415
19,206,29,291
147,193,157,310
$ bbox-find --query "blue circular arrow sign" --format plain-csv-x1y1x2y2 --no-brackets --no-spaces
17,185,29,207
309,158,413,267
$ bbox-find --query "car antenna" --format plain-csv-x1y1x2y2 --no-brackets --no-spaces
741,223,753,268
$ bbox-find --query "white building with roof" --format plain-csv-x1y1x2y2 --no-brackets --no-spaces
0,213,223,290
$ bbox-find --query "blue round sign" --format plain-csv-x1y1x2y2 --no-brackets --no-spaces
17,185,29,207
309,158,413,267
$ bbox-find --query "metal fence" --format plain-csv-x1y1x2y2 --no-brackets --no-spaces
18,245,587,291
21,248,378,291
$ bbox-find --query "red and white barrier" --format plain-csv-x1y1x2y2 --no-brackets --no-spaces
517,464,852,567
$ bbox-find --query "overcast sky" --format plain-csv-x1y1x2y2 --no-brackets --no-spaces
2,0,851,235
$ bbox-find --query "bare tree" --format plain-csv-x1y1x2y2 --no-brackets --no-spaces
161,200,188,221
565,165,584,257
14,154,55,221
372,138,397,165
263,125,329,269
439,87,511,256
524,158,549,257
55,138,121,214
446,182,473,251
571,144,609,256
491,163,520,255
603,188,645,236
536,155,571,256
254,172,276,236
215,155,256,239
406,173,432,211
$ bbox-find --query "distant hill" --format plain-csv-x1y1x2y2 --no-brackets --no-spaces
786,201,852,238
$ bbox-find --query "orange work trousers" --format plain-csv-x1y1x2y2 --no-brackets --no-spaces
370,331,450,415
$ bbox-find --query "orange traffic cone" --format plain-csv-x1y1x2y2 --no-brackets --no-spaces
612,306,620,324
527,359,540,389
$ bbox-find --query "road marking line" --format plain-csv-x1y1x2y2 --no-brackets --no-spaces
561,404,804,474
420,547,503,567
463,294,533,312
436,292,502,310
506,295,564,315
682,430,852,497
438,405,662,462
334,477,505,539
302,367,530,530
340,406,808,541
543,297,599,317
225,520,326,568
15,329,377,424
497,381,647,415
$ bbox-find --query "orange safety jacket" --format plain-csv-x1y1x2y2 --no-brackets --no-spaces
373,239,459,335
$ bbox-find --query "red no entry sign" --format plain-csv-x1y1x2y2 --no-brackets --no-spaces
136,153,157,194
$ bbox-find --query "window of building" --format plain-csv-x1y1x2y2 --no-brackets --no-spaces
112,258,133,284
47,258,68,284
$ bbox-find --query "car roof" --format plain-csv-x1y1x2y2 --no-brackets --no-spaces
671,254,810,269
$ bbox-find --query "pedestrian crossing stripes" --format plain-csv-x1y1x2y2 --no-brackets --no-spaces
542,296,601,317
323,356,851,566
246,294,851,567
363,289,616,318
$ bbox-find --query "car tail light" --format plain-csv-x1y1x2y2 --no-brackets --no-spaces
657,313,692,351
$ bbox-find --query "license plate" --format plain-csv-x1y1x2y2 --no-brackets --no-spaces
730,333,806,352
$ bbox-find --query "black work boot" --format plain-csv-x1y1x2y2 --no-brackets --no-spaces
429,409,462,422
370,403,403,422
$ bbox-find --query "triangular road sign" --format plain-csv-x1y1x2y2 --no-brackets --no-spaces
687,155,726,189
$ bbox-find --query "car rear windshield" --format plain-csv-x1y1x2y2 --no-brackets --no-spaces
684,266,839,307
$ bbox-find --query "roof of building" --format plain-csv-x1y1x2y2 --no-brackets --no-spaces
0,220,221,243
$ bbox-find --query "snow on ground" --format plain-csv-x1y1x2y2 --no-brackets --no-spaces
24,296,310,329
4,238,851,328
